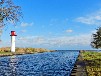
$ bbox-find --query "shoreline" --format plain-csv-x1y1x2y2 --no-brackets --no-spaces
71,50,101,76
0,51,55,57
0,47,55,57
70,50,88,76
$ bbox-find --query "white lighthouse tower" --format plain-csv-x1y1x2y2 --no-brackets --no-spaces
10,31,17,52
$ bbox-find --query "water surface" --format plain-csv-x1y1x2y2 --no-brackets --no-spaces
0,50,79,76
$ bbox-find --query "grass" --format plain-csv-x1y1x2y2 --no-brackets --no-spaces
0,51,14,56
0,52,11,54
81,51,101,76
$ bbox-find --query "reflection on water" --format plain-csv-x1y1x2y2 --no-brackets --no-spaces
0,50,79,76
9,56,17,75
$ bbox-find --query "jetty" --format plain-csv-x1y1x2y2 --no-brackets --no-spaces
70,51,88,76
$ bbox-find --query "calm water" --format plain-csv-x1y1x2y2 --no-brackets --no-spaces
0,50,79,76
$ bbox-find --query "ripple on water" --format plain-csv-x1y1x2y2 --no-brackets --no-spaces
0,50,79,76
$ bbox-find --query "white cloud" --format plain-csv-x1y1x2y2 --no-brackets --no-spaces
66,29,73,33
21,22,34,27
21,30,26,33
91,30,97,33
76,10,101,25
95,15,101,20
76,17,95,25
16,33,92,48
1,32,92,49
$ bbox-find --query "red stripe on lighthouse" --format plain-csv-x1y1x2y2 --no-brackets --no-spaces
10,31,17,36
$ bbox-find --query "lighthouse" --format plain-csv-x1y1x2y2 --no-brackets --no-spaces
10,31,17,52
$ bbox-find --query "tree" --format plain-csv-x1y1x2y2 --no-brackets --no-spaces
0,0,22,41
91,27,101,49
0,0,22,25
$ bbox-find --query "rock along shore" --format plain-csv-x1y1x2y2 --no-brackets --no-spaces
70,50,88,76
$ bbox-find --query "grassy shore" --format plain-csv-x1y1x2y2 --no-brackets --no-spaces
0,47,55,57
81,51,101,76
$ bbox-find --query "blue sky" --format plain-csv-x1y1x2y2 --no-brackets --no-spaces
1,0,101,50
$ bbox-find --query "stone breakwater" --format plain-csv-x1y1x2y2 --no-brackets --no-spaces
70,50,88,76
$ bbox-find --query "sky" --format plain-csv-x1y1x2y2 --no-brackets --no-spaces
1,0,101,50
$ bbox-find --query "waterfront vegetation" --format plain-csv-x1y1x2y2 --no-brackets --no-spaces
0,47,54,56
82,51,101,76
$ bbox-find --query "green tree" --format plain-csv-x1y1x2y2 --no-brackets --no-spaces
91,27,101,49
0,0,22,41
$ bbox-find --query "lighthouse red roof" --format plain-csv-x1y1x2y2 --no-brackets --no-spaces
10,31,17,36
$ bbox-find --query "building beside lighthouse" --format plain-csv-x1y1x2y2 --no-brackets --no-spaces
10,31,17,52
